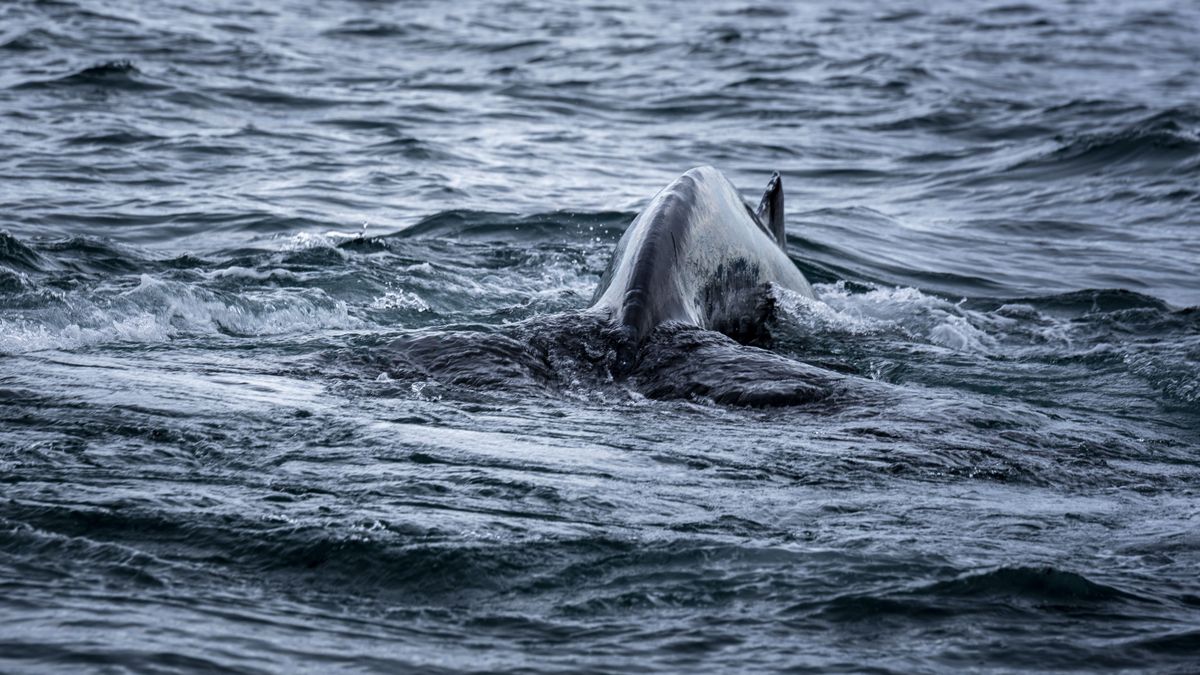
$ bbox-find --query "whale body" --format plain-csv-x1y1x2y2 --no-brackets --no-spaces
590,166,815,354
384,165,835,406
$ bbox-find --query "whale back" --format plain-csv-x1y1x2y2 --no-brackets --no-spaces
590,166,814,350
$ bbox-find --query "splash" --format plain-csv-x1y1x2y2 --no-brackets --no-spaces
775,282,998,353
0,274,357,354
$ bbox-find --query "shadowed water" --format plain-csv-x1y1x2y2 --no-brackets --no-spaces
1,0,1199,673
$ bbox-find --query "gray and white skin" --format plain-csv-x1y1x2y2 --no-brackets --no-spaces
590,165,816,364
388,165,830,406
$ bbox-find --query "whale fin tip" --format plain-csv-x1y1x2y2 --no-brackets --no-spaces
756,171,785,246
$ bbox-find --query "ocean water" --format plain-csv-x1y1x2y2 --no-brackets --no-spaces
1,0,1199,672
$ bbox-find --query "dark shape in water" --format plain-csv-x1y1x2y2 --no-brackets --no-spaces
589,166,816,362
375,167,839,407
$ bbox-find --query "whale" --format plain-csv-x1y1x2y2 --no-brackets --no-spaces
589,166,816,365
382,165,836,406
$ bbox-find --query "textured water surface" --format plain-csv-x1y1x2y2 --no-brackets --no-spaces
1,0,1199,672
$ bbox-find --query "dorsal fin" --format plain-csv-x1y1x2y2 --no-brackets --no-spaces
755,171,785,246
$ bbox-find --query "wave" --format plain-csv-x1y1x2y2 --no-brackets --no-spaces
0,275,356,354
1125,628,1200,657
214,86,354,110
0,232,51,273
390,210,632,242
364,136,460,162
0,268,33,294
779,282,1188,353
2,500,816,611
37,236,151,275
0,228,608,351
772,282,1199,413
1125,343,1200,408
814,566,1148,624
923,565,1145,604
979,288,1172,315
0,498,626,599
0,27,77,52
13,60,168,92
775,283,1000,354
321,20,422,39
1012,107,1200,174
62,129,165,147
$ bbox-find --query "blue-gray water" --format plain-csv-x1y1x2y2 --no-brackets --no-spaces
2,0,1199,672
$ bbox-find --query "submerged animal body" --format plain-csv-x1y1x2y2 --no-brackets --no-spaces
590,166,815,351
384,166,835,406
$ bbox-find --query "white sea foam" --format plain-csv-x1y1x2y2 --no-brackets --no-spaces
776,282,998,354
0,274,358,354
274,231,351,254
370,289,431,312
206,266,302,283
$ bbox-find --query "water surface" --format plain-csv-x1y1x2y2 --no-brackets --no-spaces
1,0,1199,672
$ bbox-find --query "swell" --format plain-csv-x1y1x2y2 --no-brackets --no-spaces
921,566,1145,603
3,500,813,607
393,210,632,243
812,566,1148,623
12,60,168,92
3,505,1182,637
0,232,50,273
1010,106,1200,175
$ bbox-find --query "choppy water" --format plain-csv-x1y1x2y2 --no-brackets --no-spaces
2,0,1199,672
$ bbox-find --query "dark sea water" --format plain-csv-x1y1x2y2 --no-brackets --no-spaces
2,0,1199,672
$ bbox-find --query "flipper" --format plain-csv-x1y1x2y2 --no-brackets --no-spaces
755,171,786,246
